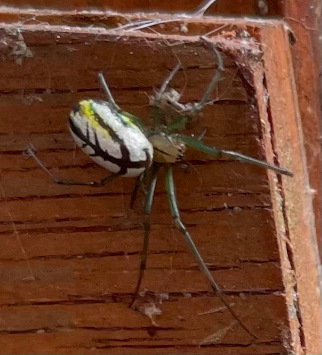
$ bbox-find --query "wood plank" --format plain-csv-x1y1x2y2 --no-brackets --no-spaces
0,223,278,263
0,1,281,16
282,0,322,256
260,23,322,355
0,14,317,354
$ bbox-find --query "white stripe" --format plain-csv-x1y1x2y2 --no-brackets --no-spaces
93,101,153,163
70,129,122,174
71,110,122,159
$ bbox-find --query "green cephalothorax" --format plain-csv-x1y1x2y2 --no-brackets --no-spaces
25,39,293,340
69,99,153,177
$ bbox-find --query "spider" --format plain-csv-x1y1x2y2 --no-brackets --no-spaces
25,38,292,339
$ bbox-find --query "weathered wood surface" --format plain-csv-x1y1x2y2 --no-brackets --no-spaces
282,0,322,256
0,0,281,16
0,2,320,254
260,25,322,355
0,15,320,354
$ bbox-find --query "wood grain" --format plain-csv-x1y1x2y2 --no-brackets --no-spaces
0,0,281,16
282,0,322,256
0,14,320,355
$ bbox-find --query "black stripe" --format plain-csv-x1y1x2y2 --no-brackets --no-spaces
76,100,131,174
119,144,130,175
153,147,172,156
69,117,151,175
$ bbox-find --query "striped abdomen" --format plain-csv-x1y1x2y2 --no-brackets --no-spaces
69,99,153,177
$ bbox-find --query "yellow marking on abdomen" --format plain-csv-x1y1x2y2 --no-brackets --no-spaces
77,100,111,140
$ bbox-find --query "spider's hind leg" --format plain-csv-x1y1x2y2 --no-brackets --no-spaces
164,165,256,340
130,175,143,210
24,144,119,187
129,164,160,308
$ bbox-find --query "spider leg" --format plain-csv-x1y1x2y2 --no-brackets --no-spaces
130,174,144,209
164,165,256,339
129,164,160,308
98,73,147,132
24,144,120,187
98,72,121,112
156,40,223,117
155,62,182,103
152,63,182,127
191,38,223,113
193,0,218,16
180,134,293,176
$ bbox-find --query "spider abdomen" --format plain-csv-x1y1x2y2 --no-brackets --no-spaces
69,99,153,177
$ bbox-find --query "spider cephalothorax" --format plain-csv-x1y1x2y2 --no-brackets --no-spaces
148,132,186,164
25,39,292,339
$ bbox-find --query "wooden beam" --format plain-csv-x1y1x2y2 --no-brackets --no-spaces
0,0,281,16
281,0,322,257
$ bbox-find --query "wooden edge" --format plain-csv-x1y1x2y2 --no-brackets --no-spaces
0,1,282,17
0,8,288,37
259,24,322,355
283,0,322,259
0,0,284,15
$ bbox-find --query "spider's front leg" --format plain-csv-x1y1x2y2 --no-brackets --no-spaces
180,135,293,176
164,165,257,339
148,38,224,134
191,37,224,114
